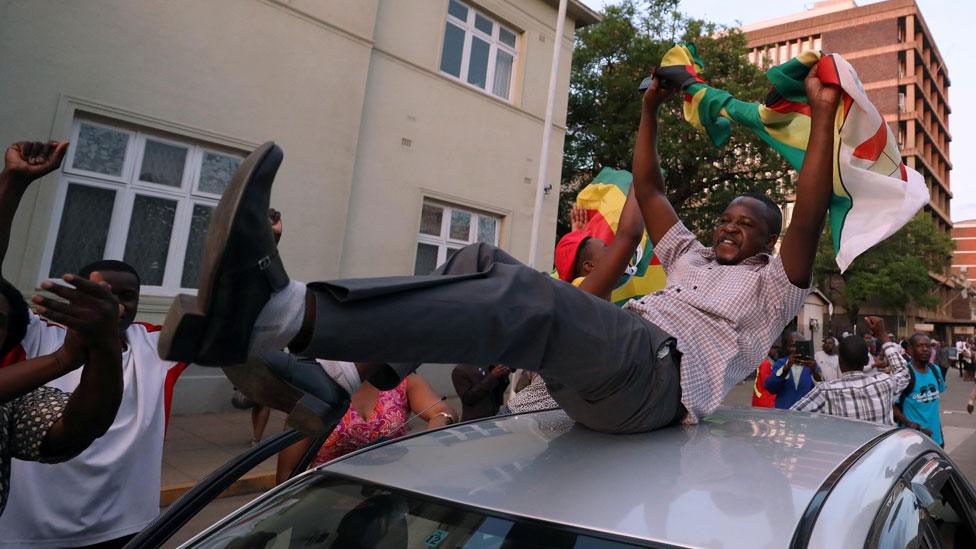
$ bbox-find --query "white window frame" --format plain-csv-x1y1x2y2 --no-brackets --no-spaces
440,0,519,101
415,200,501,273
40,118,245,296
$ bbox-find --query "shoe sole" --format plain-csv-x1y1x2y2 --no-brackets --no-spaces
157,142,279,364
222,358,342,438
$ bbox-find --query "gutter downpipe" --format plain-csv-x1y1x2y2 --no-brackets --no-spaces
527,0,568,268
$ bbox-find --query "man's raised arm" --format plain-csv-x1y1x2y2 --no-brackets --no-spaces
778,67,841,288
632,74,679,246
0,141,68,267
578,186,644,300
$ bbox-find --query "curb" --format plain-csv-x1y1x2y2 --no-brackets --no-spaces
160,472,277,507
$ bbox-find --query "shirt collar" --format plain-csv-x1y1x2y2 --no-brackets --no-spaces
839,370,870,380
696,246,772,268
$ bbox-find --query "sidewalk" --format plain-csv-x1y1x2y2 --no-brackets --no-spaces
161,408,289,505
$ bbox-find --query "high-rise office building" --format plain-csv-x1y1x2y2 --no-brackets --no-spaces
743,0,958,336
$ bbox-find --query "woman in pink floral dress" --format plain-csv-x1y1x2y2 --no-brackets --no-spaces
276,365,456,481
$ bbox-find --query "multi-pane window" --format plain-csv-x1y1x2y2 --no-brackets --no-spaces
415,201,500,274
439,0,518,101
43,118,244,293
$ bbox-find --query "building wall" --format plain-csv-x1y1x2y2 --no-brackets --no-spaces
952,220,976,283
0,0,377,312
744,0,954,330
341,0,574,277
0,0,592,413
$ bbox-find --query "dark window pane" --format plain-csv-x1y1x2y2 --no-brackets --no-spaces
499,27,516,48
139,140,187,187
199,152,241,195
420,203,444,236
478,216,497,243
448,0,468,20
72,123,128,176
49,184,115,277
493,50,513,99
474,13,493,35
450,210,471,240
123,195,177,286
467,37,489,88
181,204,214,288
415,243,439,275
440,23,465,77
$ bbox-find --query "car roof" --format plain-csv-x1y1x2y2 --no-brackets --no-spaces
324,406,894,548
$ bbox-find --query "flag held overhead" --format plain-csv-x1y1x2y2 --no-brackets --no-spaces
655,43,928,272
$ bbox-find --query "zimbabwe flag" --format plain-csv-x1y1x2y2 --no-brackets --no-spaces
576,167,666,306
657,43,928,272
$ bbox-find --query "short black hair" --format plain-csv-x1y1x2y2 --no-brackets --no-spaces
78,259,141,286
838,334,868,371
0,279,30,357
908,332,930,346
572,236,594,280
736,192,783,236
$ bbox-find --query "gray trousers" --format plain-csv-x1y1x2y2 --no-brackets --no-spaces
301,243,684,433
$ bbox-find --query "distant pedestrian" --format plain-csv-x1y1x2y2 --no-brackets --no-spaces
895,333,946,447
958,338,973,381
765,332,821,409
814,337,840,381
452,364,510,421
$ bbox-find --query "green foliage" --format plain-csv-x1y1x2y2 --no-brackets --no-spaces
814,214,955,319
560,0,792,240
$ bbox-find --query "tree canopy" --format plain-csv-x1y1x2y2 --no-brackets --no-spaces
814,214,955,322
560,0,791,240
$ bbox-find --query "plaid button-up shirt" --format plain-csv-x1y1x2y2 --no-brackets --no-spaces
791,342,910,425
624,222,810,423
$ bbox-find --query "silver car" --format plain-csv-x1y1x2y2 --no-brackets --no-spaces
148,407,976,548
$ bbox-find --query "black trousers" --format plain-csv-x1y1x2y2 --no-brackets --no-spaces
301,243,684,433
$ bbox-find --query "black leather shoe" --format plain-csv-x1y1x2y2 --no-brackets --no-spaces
158,142,289,365
224,350,351,438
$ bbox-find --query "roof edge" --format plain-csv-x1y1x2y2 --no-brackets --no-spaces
542,0,603,27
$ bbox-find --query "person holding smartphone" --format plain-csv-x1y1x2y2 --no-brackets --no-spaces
764,332,822,409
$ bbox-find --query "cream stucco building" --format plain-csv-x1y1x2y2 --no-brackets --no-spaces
0,0,599,412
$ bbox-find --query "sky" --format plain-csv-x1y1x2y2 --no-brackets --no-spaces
579,0,974,221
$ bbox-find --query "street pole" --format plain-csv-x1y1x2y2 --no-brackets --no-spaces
527,0,568,268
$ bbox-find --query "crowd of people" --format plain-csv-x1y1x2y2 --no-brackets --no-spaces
0,63,968,545
749,317,964,448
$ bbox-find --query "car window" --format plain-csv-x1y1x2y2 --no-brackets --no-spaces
867,456,976,549
187,473,652,548
869,480,929,548
911,461,976,548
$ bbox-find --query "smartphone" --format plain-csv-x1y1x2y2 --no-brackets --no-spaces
795,340,814,360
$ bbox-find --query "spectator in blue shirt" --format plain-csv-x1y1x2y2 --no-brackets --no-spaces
764,332,822,409
895,333,946,446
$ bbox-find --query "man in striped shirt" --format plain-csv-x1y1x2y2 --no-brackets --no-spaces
791,317,910,425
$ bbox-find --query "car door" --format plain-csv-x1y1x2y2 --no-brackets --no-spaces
866,453,976,548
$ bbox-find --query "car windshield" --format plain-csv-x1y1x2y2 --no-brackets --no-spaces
188,472,645,548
